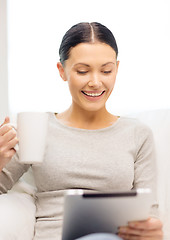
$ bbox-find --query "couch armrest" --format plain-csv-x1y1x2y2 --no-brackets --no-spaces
0,191,36,240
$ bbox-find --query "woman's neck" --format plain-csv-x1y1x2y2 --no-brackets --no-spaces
56,104,118,130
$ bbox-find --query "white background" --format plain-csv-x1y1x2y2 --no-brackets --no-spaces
7,0,170,118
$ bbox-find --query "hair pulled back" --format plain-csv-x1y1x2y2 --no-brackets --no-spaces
59,22,118,66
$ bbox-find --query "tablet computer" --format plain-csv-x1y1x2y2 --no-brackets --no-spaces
62,188,152,240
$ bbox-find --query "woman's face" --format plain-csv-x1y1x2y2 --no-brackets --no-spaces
57,42,119,112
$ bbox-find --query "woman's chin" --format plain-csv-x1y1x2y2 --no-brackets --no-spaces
79,103,106,112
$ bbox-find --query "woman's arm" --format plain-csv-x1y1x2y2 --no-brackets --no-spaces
0,117,30,193
0,117,17,172
0,152,30,193
133,124,159,216
118,123,163,239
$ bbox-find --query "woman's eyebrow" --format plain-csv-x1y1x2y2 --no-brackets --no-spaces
74,63,90,67
74,62,115,67
101,62,115,67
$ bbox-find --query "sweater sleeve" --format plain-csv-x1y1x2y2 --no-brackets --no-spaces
133,123,159,218
0,152,30,193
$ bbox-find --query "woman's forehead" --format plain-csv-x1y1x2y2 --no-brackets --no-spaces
67,43,117,66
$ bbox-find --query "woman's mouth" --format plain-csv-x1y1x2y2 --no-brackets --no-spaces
81,90,105,101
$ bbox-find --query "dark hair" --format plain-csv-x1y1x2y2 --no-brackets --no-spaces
59,22,118,66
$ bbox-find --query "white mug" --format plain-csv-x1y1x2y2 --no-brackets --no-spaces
17,112,48,164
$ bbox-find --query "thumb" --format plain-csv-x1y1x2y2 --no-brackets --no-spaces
0,116,10,127
4,116,10,124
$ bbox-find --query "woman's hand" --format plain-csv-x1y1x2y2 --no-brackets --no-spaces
0,117,18,171
118,217,163,240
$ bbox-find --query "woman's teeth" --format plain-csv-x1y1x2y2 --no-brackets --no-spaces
82,91,104,97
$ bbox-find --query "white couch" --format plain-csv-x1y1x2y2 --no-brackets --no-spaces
0,109,170,240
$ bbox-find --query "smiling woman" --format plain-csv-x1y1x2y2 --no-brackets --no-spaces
0,22,163,240
57,22,120,129
57,43,119,122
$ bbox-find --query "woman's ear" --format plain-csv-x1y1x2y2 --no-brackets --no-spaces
57,62,67,81
116,60,120,69
116,60,120,74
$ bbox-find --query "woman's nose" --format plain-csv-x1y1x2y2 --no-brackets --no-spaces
88,74,102,88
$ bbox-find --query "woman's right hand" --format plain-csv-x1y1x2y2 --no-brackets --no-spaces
0,117,19,171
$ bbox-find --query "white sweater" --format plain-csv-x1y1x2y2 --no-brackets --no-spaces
0,112,158,239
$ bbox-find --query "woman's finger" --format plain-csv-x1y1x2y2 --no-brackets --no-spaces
0,124,13,137
119,226,163,237
0,137,18,159
118,233,161,240
0,117,10,127
0,148,16,159
3,137,18,152
2,128,17,143
128,218,163,230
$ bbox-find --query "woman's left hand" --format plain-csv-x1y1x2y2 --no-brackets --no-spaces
118,217,163,240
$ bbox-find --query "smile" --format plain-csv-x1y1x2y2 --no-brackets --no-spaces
81,91,105,97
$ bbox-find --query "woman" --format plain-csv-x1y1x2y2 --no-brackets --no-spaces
0,22,163,240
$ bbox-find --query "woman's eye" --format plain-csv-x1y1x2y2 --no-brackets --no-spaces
77,71,88,75
102,70,112,74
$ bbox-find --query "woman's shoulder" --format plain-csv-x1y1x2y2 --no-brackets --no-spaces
119,115,148,127
118,116,153,137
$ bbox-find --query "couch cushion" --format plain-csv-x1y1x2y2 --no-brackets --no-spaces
0,192,36,240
